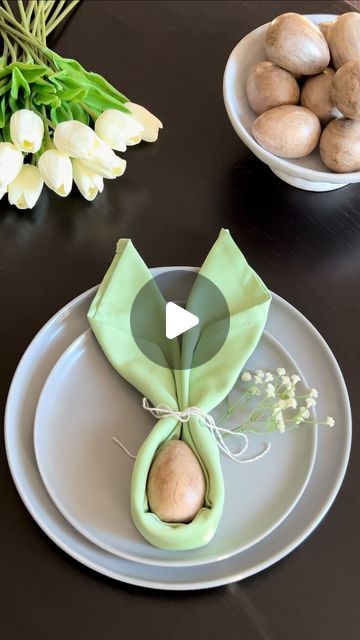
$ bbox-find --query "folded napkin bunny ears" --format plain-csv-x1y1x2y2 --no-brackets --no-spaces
88,229,271,550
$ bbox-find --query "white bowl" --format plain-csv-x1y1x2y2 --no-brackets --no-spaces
223,13,360,192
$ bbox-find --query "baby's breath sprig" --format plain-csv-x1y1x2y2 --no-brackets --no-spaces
218,368,335,435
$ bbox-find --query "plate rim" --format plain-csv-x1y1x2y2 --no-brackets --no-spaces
33,326,317,567
4,272,352,589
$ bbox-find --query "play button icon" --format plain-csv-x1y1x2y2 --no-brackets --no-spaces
165,302,199,339
130,269,230,370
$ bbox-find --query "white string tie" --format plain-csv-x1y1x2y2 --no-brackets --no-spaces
142,398,270,464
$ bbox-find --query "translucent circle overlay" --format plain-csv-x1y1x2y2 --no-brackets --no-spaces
130,270,230,370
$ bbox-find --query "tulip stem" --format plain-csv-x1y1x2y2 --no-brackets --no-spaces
46,1,80,36
42,106,52,148
45,0,65,30
17,1,28,29
0,21,16,63
79,102,98,122
44,1,56,21
26,0,36,24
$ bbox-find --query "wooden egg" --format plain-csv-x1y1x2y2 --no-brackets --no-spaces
265,13,330,76
320,117,360,172
331,60,360,120
301,68,341,126
147,440,205,524
318,20,335,47
246,61,300,114
328,12,360,69
252,105,321,158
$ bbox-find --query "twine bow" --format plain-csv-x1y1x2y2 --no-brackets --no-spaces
142,398,270,463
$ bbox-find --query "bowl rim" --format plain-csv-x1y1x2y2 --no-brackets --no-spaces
223,13,360,184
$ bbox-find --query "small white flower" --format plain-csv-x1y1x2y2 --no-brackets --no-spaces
302,408,310,420
0,142,23,188
38,150,73,197
255,370,264,378
254,374,264,385
275,412,286,433
291,375,301,385
326,417,335,427
10,109,44,153
309,388,318,398
264,372,274,383
276,367,286,376
249,385,261,396
72,158,104,201
266,383,275,398
241,371,252,382
124,101,163,142
8,164,43,209
281,375,291,387
299,406,307,415
306,397,316,408
287,398,297,409
286,388,296,398
95,109,143,150
277,399,287,409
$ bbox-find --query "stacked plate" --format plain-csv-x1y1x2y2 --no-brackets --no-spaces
5,267,351,590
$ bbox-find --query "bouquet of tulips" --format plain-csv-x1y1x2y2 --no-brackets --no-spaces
0,0,163,209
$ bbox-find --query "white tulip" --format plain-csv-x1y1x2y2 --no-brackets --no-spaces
54,120,101,160
10,109,44,153
0,142,23,188
8,164,43,210
38,150,73,197
124,102,163,142
95,109,143,150
82,140,126,179
72,159,104,201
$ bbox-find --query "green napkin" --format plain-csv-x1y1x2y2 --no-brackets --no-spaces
88,229,271,550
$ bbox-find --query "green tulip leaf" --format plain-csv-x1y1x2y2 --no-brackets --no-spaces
50,101,89,125
57,86,88,103
11,67,31,101
32,86,61,107
0,96,7,128
67,102,90,124
2,118,12,142
84,85,130,114
15,62,50,83
0,80,12,98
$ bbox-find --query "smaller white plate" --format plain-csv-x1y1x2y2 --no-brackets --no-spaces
34,327,316,567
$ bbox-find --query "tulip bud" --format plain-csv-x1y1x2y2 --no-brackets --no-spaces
95,109,143,150
10,109,44,153
0,142,23,188
8,164,44,210
38,150,73,197
72,159,104,201
54,120,101,160
124,102,163,142
82,140,126,179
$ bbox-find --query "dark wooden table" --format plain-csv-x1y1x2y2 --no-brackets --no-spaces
1,1,359,638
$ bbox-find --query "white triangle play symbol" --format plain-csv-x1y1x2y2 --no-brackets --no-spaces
165,302,199,340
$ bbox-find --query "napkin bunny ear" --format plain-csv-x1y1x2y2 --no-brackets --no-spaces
183,228,271,412
88,238,180,411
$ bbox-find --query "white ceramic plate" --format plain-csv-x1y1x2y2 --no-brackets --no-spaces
5,268,351,589
33,328,316,567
